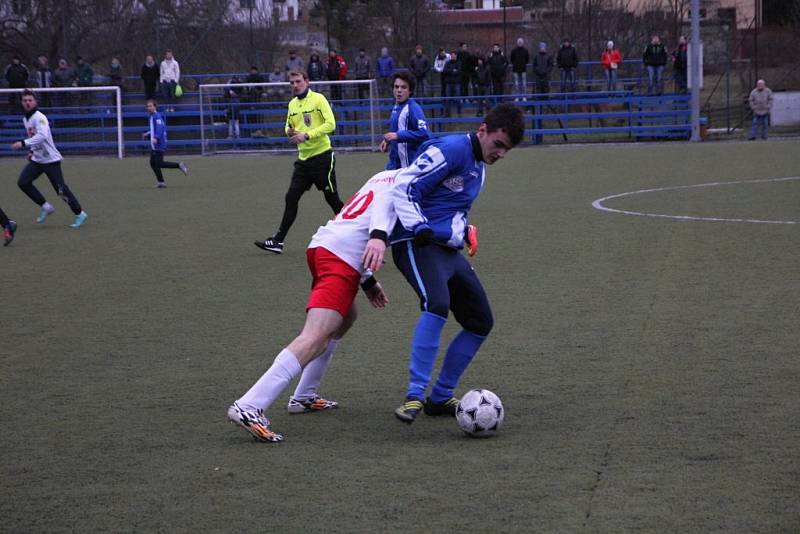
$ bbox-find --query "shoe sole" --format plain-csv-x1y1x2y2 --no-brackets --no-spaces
227,412,284,443
254,241,282,254
287,403,338,414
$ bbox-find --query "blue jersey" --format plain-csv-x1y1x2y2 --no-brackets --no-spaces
389,133,485,249
386,98,429,170
148,111,167,151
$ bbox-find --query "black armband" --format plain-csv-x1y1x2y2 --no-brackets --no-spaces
369,229,388,243
360,276,378,291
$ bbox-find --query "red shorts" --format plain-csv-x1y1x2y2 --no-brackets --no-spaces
306,247,360,317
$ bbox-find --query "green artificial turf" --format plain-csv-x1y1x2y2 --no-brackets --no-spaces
1,141,798,532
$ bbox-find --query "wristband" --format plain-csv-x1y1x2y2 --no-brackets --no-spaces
360,276,378,291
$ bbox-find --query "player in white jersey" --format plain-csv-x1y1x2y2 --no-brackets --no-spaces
227,170,398,442
10,90,88,228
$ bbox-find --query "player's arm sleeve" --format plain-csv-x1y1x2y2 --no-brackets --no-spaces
307,96,335,138
175,61,180,82
396,105,429,144
368,188,398,242
285,107,293,135
23,117,51,148
391,145,450,231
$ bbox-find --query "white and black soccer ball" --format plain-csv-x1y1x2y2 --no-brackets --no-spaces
455,389,504,438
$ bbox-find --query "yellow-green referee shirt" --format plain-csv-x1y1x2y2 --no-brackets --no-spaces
285,89,336,161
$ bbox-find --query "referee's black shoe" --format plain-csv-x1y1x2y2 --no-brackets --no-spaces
254,237,284,254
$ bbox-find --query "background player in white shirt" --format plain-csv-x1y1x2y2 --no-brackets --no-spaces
11,90,88,228
227,170,398,442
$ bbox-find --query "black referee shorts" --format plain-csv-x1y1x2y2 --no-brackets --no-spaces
289,150,337,193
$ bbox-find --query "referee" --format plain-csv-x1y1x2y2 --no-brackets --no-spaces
254,70,343,254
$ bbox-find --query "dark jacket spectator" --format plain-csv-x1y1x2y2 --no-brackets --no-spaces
409,49,430,80
487,47,508,79
532,48,554,77
140,56,159,100
472,57,492,88
556,42,579,69
509,43,529,74
643,42,668,66
307,53,324,81
4,57,29,88
672,41,687,73
245,66,265,102
53,59,76,87
353,49,371,79
442,54,461,85
75,57,94,86
109,58,123,87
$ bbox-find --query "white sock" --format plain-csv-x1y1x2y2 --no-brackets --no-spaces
292,339,338,401
237,349,302,411
42,202,54,211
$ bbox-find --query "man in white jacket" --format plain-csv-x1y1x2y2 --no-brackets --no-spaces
11,90,88,228
160,49,181,111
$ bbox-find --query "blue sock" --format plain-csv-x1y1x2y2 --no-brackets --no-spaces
406,311,447,400
430,330,486,402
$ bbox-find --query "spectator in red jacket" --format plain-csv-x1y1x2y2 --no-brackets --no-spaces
326,49,347,102
600,40,622,92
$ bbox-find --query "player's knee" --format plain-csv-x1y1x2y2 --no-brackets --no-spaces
462,313,493,337
424,299,450,319
285,188,303,205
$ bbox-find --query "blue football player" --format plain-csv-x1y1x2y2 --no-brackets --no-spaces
380,72,429,170
386,102,525,423
143,100,187,188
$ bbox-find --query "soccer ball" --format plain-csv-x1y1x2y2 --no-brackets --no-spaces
455,389,504,438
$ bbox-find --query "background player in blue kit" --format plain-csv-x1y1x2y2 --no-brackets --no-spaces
380,72,429,170
388,103,525,423
143,100,188,188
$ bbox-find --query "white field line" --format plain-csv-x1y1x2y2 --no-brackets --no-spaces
591,176,800,225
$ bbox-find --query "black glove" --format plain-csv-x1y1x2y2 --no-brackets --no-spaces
413,225,434,248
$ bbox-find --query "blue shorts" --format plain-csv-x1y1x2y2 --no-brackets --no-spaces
392,240,493,336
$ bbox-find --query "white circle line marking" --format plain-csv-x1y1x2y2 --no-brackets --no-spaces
591,176,800,225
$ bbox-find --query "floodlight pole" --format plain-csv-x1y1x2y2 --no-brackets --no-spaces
689,0,701,142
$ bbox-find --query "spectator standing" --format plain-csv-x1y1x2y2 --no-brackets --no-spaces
35,55,52,107
643,35,668,95
246,65,265,103
353,48,372,100
4,56,29,111
487,44,508,98
109,57,123,92
442,51,462,116
286,50,304,73
53,58,76,107
409,45,430,97
140,55,159,100
509,38,529,100
74,56,94,108
532,42,553,94
601,41,622,92
557,38,579,92
307,53,325,81
672,36,688,93
326,49,347,102
267,64,286,100
748,79,773,140
458,43,476,101
225,74,244,139
433,48,450,98
472,55,492,116
376,47,394,97
159,49,180,111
